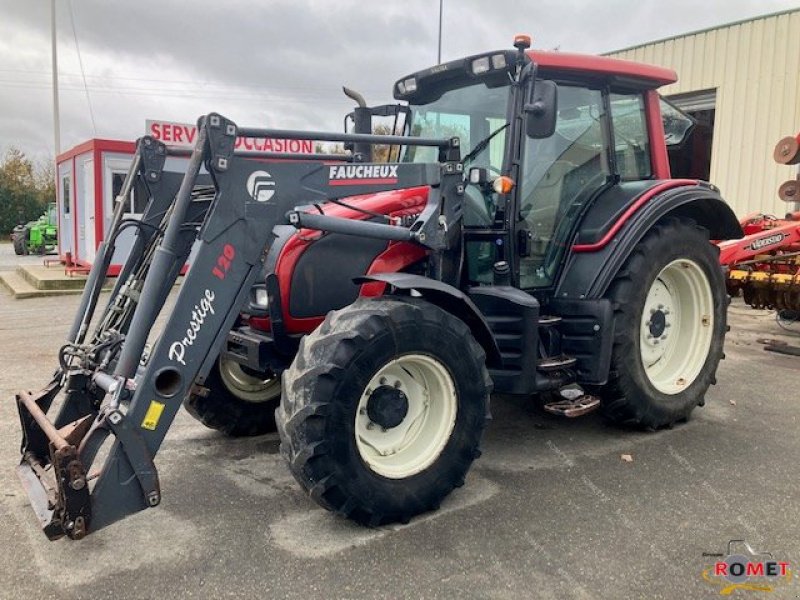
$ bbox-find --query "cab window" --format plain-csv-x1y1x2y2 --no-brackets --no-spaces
609,92,651,180
518,84,609,289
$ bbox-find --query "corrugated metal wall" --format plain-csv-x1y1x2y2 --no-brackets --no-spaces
607,9,800,217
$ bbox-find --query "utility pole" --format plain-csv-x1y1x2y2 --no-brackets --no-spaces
51,0,61,156
437,0,443,64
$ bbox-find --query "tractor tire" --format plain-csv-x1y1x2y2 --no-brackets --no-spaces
277,297,492,526
597,218,727,429
13,230,28,256
183,356,281,437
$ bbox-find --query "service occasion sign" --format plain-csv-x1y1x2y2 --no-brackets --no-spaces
145,120,314,154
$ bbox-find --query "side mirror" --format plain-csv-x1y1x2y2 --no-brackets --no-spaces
525,80,558,139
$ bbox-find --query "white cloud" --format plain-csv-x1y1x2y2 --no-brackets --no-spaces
0,0,797,158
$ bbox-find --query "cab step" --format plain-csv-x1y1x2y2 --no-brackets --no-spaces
543,394,601,418
537,315,562,326
537,354,577,371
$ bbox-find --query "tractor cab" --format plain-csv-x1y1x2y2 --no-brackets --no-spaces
393,38,685,292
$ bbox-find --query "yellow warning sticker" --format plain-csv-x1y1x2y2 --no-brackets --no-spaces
141,400,166,431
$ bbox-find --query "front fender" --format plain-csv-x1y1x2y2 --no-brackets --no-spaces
354,273,502,367
556,182,743,299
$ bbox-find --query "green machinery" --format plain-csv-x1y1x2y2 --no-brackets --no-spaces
11,202,58,255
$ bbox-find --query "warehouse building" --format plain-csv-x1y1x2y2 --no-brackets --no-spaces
607,8,800,217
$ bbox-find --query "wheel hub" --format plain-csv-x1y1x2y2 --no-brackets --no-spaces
648,309,667,338
354,354,457,479
366,385,409,429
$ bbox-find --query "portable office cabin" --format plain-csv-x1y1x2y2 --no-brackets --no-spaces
56,122,316,274
56,139,136,275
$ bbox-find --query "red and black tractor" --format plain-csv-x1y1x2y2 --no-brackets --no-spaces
15,36,742,540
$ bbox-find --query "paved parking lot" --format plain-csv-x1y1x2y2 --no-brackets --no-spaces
0,241,48,272
0,283,798,599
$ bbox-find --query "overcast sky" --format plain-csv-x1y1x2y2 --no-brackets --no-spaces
1,0,798,159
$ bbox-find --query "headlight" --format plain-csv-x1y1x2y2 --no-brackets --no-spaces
247,284,269,315
491,53,507,69
471,56,491,75
252,286,268,308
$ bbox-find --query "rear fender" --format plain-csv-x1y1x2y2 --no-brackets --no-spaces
556,182,743,300
355,273,502,367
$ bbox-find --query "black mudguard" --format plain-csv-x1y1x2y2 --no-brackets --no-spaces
354,273,502,367
556,181,743,300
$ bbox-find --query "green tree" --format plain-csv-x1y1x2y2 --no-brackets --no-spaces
372,123,405,163
0,148,51,237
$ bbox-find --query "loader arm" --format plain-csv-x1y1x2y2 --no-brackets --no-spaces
15,113,464,540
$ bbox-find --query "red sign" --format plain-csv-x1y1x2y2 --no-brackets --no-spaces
146,120,314,154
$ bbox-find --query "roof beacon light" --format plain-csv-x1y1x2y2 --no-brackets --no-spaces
471,56,491,75
514,34,532,50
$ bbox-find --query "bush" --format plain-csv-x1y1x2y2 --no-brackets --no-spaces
0,148,53,237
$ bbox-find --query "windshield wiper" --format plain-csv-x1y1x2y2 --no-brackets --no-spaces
462,123,509,165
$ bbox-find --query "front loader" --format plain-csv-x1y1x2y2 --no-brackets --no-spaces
14,36,743,540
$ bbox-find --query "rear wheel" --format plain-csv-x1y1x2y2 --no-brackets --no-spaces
183,356,281,437
277,297,491,526
598,218,727,429
13,228,28,255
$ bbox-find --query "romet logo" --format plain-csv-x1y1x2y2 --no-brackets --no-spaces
328,165,399,186
246,170,275,202
701,540,793,595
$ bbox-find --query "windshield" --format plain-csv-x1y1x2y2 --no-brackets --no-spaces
403,81,510,171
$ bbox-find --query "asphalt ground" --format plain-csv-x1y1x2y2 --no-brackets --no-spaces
0,241,49,272
0,265,798,598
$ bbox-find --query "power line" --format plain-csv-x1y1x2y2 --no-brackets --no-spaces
67,0,97,134
0,80,384,105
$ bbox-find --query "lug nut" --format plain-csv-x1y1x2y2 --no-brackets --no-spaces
379,377,387,385
366,422,375,430
394,380,402,388
359,407,367,415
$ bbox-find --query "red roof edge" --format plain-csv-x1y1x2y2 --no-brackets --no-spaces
529,50,677,87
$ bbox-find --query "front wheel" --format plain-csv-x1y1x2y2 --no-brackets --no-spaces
598,218,727,429
183,356,281,437
277,297,492,526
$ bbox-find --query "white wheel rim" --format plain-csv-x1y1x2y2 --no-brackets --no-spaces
639,258,714,395
355,354,457,479
218,357,281,403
